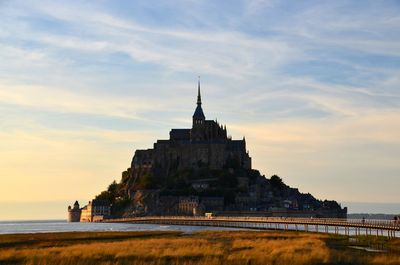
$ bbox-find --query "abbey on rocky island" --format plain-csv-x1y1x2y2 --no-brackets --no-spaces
68,80,347,221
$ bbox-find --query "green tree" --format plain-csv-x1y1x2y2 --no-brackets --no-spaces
95,190,113,203
270,175,285,190
136,172,157,189
95,180,121,204
108,180,118,194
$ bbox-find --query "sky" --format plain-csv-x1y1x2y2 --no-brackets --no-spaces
0,0,399,219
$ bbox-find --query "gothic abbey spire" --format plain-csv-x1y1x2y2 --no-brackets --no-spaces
193,77,205,121
197,77,202,105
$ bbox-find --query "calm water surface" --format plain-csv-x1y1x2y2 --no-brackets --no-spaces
0,220,242,234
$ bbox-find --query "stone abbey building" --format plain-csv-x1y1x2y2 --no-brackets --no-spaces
69,81,347,219
130,81,251,187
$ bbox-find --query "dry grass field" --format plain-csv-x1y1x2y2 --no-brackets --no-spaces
0,230,399,265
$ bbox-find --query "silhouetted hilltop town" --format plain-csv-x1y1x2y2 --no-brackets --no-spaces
68,81,346,222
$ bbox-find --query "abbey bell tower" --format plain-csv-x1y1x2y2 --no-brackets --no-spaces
132,78,251,180
191,79,205,141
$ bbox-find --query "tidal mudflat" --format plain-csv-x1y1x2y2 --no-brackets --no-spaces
0,230,399,265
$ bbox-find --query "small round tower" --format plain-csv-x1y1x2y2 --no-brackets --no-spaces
67,200,81,222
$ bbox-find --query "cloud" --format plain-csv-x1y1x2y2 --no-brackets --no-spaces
230,110,400,147
0,82,151,119
227,109,400,202
0,124,161,201
244,0,277,15
1,1,300,79
271,2,400,57
0,0,399,206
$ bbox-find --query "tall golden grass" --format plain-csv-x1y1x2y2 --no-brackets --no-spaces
0,231,398,265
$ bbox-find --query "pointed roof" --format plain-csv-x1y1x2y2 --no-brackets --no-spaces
193,77,205,120
197,77,202,105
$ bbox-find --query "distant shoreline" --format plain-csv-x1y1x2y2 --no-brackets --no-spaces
0,219,66,223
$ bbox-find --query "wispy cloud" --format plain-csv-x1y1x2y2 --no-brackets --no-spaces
228,109,400,201
0,82,149,119
244,0,277,15
0,0,399,206
1,1,300,79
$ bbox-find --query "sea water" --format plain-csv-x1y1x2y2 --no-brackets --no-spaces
0,220,242,234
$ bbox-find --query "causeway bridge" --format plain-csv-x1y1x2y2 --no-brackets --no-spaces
104,216,400,238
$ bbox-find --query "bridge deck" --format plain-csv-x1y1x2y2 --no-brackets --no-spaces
102,216,399,237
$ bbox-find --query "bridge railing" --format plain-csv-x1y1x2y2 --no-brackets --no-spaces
105,216,400,229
